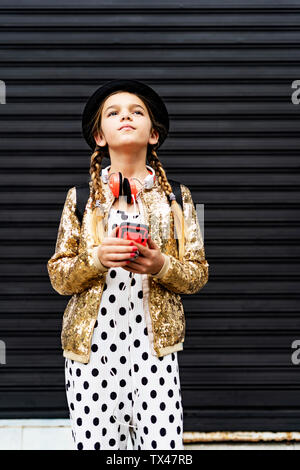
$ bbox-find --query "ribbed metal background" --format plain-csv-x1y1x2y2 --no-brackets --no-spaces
1,1,300,433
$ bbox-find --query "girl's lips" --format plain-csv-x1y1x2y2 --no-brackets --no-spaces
119,126,135,130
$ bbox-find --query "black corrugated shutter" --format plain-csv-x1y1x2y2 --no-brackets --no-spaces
1,0,300,434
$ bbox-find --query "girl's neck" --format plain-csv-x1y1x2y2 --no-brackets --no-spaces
108,166,149,181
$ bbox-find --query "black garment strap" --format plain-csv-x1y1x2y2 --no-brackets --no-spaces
75,183,91,225
167,178,183,211
168,178,196,211
75,179,185,226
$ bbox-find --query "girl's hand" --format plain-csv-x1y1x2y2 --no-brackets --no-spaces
122,234,165,275
97,226,139,268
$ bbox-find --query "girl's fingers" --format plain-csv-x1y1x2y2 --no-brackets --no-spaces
104,249,139,260
104,237,133,246
109,252,137,259
105,246,138,254
108,260,131,266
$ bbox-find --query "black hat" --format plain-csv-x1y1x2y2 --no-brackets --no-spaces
81,79,169,150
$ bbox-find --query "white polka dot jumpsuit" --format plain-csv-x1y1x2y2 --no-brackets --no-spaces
65,204,184,450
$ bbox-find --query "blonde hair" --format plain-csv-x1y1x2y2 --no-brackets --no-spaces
87,90,185,260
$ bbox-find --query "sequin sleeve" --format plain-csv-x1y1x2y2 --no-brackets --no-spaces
152,184,209,295
47,186,107,295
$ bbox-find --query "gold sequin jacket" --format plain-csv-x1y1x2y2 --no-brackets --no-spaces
47,177,209,364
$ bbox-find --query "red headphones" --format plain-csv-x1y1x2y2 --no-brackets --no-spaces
101,165,156,205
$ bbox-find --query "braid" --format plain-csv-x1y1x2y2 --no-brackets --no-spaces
148,148,173,198
90,146,105,204
89,145,106,244
148,148,185,261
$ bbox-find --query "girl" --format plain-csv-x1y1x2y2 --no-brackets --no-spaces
47,79,209,450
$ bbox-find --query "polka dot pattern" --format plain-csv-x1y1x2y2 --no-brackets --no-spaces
65,206,184,450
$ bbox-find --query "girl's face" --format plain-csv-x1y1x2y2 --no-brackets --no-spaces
94,92,159,151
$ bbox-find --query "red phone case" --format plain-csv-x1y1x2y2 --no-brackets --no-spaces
116,222,149,246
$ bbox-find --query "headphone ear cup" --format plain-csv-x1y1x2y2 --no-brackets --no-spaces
108,171,144,204
109,173,120,198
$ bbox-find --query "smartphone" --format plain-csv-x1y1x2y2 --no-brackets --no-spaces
116,221,149,247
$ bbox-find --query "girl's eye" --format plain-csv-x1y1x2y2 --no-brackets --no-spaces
107,110,143,117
